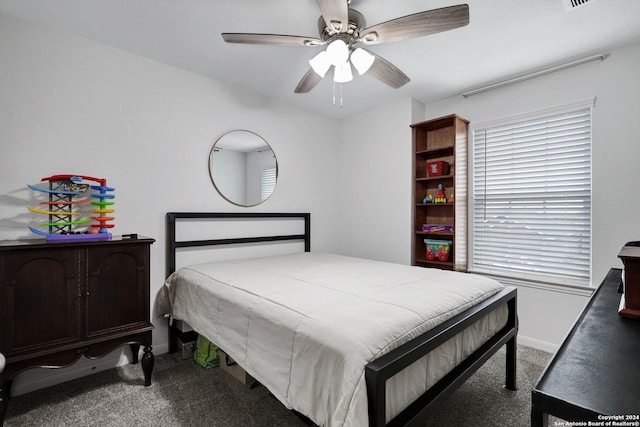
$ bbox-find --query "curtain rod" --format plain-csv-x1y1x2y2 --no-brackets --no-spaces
462,53,608,98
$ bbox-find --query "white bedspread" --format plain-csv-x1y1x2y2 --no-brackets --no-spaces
156,253,506,426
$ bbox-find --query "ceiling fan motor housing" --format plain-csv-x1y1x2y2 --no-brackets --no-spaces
318,8,366,44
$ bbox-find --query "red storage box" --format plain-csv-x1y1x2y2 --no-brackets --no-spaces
426,161,449,177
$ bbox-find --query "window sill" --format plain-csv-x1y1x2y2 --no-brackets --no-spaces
470,270,596,297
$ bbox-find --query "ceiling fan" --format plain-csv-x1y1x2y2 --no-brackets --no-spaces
221,1,469,94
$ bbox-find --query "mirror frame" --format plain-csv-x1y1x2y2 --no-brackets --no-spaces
208,130,278,207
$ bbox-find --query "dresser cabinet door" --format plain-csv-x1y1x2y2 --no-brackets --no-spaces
85,243,150,338
0,248,80,355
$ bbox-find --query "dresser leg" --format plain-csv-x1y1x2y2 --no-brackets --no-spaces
0,382,8,426
141,346,154,386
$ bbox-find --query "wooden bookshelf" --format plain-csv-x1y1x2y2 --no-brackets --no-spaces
411,114,468,271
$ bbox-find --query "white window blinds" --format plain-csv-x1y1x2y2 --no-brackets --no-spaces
261,167,276,202
471,103,592,286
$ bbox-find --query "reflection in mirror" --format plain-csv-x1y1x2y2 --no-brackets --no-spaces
209,130,278,207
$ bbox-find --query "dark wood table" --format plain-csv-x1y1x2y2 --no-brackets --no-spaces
531,268,640,426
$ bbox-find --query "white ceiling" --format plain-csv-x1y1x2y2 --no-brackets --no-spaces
2,0,640,119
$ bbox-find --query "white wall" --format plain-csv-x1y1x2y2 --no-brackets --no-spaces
0,13,340,394
333,98,415,265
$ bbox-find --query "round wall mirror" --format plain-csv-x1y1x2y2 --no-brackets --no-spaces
208,130,278,207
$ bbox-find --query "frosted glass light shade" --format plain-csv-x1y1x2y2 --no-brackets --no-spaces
326,40,349,66
351,48,375,75
309,51,331,77
334,61,353,83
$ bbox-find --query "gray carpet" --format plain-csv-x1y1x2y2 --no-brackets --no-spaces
4,344,551,426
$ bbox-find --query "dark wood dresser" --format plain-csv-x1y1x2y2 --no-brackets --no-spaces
0,236,155,425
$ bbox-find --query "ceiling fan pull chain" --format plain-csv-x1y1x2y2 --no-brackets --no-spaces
331,80,344,108
332,79,336,106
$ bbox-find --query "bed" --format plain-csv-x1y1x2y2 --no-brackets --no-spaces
157,212,518,427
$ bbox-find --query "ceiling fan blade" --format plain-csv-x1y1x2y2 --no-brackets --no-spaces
359,4,469,45
294,69,323,93
222,33,323,47
366,51,410,89
317,0,349,34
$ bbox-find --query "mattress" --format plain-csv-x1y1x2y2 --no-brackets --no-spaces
156,252,507,426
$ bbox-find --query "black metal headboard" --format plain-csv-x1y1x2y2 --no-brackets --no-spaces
165,212,311,277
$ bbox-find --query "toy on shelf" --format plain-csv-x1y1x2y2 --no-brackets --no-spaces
422,224,454,233
27,174,115,241
424,239,452,262
434,184,447,204
426,161,449,177
422,194,434,204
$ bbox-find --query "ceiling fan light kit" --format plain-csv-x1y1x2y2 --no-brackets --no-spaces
325,39,349,65
221,1,470,97
309,51,331,77
309,41,374,82
350,48,375,75
334,61,353,83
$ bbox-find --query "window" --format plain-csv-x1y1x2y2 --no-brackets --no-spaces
260,167,276,202
471,101,592,287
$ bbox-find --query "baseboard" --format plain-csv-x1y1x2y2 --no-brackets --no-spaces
10,342,170,397
517,334,559,353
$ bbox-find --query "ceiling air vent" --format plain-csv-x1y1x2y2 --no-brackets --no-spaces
563,0,597,11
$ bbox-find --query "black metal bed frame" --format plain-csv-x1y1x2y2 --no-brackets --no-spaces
165,212,518,427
